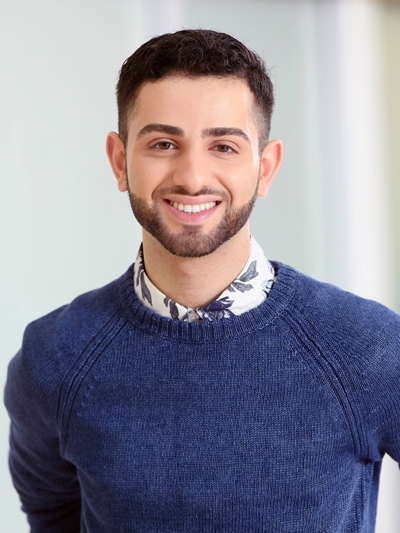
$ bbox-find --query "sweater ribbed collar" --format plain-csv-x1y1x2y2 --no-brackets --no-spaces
133,238,275,322
118,260,297,342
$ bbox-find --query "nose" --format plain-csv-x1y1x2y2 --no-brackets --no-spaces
172,148,213,193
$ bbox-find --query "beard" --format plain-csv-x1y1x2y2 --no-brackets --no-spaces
127,184,259,258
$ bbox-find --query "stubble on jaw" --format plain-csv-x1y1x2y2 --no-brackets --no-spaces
127,184,259,258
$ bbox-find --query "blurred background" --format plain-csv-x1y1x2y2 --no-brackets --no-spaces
1,0,399,530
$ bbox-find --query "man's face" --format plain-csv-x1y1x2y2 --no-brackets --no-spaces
120,75,269,257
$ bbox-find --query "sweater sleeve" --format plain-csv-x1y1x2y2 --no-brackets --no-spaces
288,272,400,465
307,281,400,464
4,330,81,532
360,305,400,464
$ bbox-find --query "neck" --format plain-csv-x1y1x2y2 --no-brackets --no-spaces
141,227,251,308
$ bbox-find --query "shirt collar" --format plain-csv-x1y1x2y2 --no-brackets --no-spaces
133,237,275,322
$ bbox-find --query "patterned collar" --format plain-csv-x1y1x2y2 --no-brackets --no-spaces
133,238,275,322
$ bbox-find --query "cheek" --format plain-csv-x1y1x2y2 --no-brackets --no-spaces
228,167,260,201
126,163,153,194
127,156,171,191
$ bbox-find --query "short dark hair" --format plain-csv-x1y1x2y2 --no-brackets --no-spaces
116,29,275,149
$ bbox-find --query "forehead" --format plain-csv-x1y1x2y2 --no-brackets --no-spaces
129,75,258,133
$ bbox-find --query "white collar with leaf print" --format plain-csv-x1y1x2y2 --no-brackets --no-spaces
133,238,275,322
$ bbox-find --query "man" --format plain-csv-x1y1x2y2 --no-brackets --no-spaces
5,29,400,533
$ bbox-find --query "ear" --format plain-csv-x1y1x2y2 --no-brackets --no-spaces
106,131,128,192
257,139,283,198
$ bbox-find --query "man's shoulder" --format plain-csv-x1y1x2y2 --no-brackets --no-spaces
23,265,134,354
275,261,400,340
5,266,135,417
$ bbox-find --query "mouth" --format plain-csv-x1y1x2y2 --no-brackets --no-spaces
168,201,217,214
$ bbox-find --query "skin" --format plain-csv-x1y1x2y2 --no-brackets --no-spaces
106,75,283,308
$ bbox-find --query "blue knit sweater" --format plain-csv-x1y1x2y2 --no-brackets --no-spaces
5,262,400,532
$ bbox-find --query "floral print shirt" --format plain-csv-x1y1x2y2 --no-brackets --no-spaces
133,238,275,322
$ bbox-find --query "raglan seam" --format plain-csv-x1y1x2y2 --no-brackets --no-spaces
57,312,128,454
279,310,365,459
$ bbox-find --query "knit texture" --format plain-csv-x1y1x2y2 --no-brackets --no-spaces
4,262,400,532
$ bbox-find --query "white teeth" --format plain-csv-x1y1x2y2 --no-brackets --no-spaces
171,201,217,214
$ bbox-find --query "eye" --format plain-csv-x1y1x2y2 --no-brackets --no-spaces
213,144,236,154
152,141,176,150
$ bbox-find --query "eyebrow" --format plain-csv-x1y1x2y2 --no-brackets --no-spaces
201,127,251,144
136,123,251,144
136,123,184,139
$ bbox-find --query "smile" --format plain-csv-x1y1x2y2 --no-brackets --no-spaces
169,201,217,214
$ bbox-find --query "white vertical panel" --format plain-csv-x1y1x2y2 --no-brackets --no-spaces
335,0,394,306
325,1,399,531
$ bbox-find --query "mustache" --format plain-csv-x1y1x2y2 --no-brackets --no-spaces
153,186,228,199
